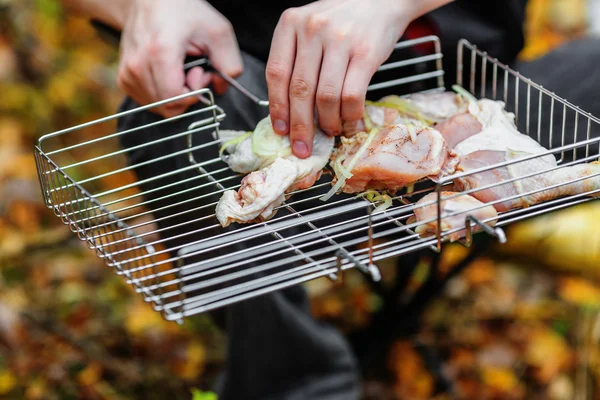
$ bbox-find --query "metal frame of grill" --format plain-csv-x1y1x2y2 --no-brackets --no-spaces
33,36,600,323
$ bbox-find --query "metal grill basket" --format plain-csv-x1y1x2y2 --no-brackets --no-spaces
34,36,600,323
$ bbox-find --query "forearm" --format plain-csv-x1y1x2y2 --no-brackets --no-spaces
59,0,132,30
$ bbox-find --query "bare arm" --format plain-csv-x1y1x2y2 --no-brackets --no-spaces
59,0,131,30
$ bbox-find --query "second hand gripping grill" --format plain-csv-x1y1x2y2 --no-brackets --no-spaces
34,37,600,324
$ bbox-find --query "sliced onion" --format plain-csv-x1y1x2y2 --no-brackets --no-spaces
219,131,252,156
252,116,289,157
363,108,374,132
451,84,478,105
373,194,392,213
356,190,393,212
334,154,352,179
356,189,381,202
365,98,433,125
320,128,380,202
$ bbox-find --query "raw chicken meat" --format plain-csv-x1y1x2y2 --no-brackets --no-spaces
323,124,450,199
434,96,600,212
216,158,295,227
455,150,600,212
216,116,334,227
434,110,483,149
409,191,499,242
342,91,467,136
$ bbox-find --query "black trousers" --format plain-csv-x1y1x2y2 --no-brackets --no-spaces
116,37,600,399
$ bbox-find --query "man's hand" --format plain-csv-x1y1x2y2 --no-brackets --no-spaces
118,0,243,118
266,0,451,158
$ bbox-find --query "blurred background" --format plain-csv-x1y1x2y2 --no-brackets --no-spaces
2,0,600,399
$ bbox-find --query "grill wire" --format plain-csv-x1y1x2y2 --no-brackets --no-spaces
34,36,600,323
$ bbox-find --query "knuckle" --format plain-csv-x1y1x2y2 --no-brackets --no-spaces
147,38,168,57
342,90,362,105
208,23,230,42
290,123,311,137
281,8,301,25
265,61,288,84
316,85,339,105
268,100,288,116
329,24,352,43
306,14,328,36
116,73,128,91
290,78,312,99
319,120,341,135
124,60,143,79
351,41,372,59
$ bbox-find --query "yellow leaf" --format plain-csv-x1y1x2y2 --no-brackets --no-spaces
481,366,519,392
125,300,175,336
439,243,470,275
525,327,572,384
175,340,206,380
77,362,103,387
25,378,48,400
0,369,17,395
558,277,600,308
463,258,496,286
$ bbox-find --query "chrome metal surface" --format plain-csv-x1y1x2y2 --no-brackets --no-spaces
34,36,600,322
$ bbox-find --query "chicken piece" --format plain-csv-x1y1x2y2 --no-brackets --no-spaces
216,158,296,227
455,149,600,212
409,191,499,242
435,98,557,179
405,91,468,122
342,91,467,136
434,111,483,149
325,124,449,197
216,119,334,227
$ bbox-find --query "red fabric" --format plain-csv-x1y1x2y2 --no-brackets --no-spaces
404,16,439,54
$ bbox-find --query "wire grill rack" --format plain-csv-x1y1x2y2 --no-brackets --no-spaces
34,36,600,323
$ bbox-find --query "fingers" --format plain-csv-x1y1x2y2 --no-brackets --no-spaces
315,45,350,135
186,67,212,91
266,11,297,136
288,36,323,159
149,42,198,117
341,53,376,123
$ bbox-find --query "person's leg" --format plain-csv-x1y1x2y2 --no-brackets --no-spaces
116,51,361,400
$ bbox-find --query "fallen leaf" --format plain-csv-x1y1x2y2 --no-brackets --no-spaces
558,276,600,309
173,339,205,381
463,258,496,286
0,369,17,395
191,388,218,400
24,377,48,400
77,362,103,387
525,327,572,384
6,200,41,236
480,366,520,393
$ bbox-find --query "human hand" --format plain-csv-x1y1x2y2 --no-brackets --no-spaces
265,0,412,158
117,0,243,118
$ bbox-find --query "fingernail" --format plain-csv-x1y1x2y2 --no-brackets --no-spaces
293,140,309,158
273,119,288,134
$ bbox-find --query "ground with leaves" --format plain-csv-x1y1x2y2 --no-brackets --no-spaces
2,1,600,399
